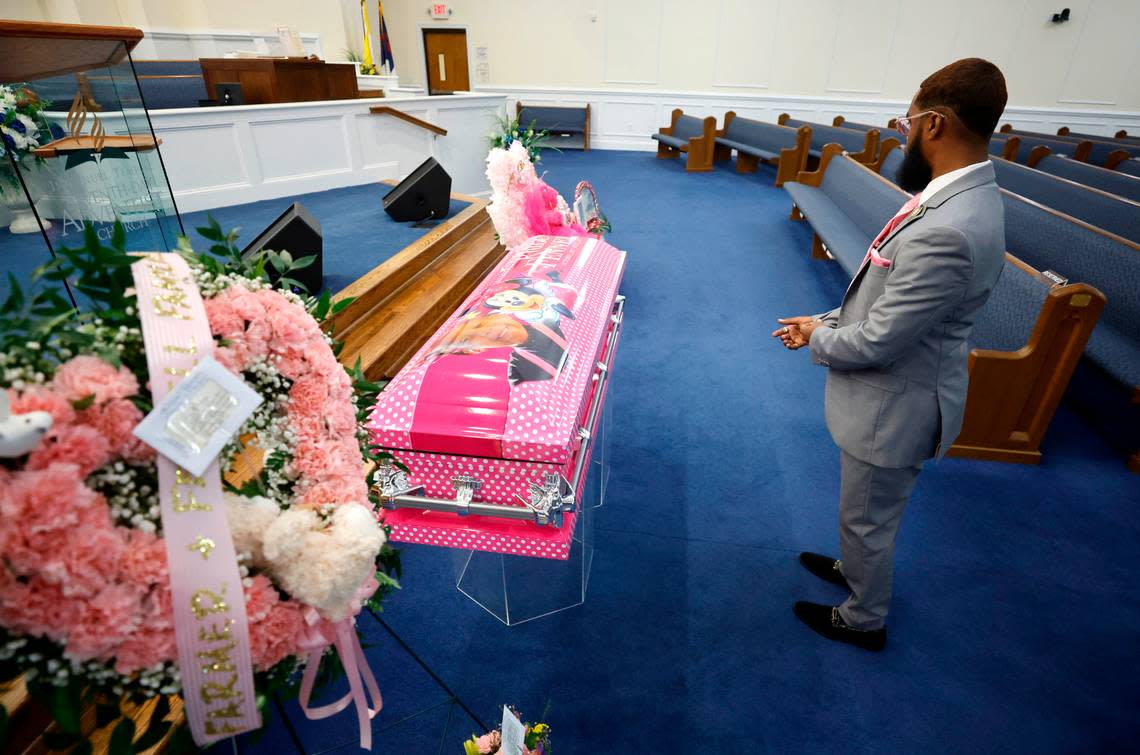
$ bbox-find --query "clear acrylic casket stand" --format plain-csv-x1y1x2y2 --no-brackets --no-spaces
451,399,611,626
370,235,627,627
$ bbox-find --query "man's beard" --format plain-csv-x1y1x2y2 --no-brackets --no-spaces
896,132,933,194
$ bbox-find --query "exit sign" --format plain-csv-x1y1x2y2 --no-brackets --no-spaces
430,4,450,19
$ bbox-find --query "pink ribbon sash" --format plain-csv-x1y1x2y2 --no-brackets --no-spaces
297,616,383,749
131,254,261,745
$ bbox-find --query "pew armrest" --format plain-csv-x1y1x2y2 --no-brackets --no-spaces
794,143,844,186
869,136,901,175
658,107,683,137
717,110,736,138
775,126,813,187
1027,145,1051,168
1002,136,1020,161
847,129,880,165
1106,149,1131,170
950,280,1106,464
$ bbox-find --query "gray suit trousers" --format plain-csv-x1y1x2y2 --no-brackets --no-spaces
837,450,922,630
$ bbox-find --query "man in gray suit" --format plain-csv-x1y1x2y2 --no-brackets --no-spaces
774,58,1008,651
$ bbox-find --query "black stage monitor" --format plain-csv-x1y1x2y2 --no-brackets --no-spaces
241,202,323,294
382,157,451,222
215,82,245,105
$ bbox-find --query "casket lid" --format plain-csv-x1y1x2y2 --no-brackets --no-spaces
367,235,625,465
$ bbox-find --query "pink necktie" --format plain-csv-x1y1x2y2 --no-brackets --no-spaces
863,195,921,268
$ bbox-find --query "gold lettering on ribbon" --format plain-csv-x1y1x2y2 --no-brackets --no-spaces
208,702,245,720
201,674,240,703
198,641,237,674
136,255,258,741
146,258,193,320
192,584,248,733
188,535,215,560
205,720,242,736
173,468,212,513
164,363,198,377
190,586,228,620
199,619,234,643
165,337,199,355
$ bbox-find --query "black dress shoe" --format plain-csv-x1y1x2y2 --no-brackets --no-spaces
794,601,887,652
798,552,850,590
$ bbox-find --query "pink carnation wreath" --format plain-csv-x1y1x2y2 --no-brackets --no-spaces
0,251,393,729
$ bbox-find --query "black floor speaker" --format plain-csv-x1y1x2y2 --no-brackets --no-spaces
383,157,452,222
241,202,323,294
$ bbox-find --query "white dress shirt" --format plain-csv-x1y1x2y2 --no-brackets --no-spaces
918,160,991,205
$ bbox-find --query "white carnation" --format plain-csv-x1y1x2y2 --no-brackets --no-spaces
262,504,384,622
223,492,280,567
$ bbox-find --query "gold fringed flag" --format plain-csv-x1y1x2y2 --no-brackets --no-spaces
360,0,378,75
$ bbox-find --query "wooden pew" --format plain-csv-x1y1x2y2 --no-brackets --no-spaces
776,113,879,167
714,111,810,185
651,109,718,172
783,147,1107,463
948,256,1105,464
1000,124,1134,168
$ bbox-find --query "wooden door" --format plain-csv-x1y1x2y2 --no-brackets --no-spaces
423,29,469,95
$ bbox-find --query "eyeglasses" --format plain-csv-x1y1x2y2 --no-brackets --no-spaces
896,110,941,137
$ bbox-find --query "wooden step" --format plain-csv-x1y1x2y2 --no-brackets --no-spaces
333,202,507,380
2,675,183,754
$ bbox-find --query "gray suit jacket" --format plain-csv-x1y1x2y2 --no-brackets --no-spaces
809,162,1005,468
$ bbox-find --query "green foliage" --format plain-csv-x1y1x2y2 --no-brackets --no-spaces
189,216,317,295
164,724,196,755
489,110,554,163
107,717,135,755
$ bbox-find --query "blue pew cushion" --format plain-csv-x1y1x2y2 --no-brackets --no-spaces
880,147,904,182
1085,324,1140,388
714,137,778,160
1116,159,1140,177
518,106,586,134
969,265,1050,352
1002,192,1140,385
785,182,871,274
819,156,906,241
992,158,1140,244
1035,155,1140,203
652,133,688,149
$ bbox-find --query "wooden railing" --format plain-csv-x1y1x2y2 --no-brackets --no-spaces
369,105,447,136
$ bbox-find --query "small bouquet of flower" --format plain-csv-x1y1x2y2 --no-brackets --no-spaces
463,709,551,755
0,219,400,750
485,141,587,249
489,111,551,164
1,83,59,181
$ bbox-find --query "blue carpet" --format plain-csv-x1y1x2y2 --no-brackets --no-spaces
15,150,1140,752
362,150,1139,753
0,184,469,300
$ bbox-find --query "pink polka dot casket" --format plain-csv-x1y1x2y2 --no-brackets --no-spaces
366,235,626,559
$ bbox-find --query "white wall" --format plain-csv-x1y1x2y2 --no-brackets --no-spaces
10,1,1139,111
379,0,1140,112
6,0,353,61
